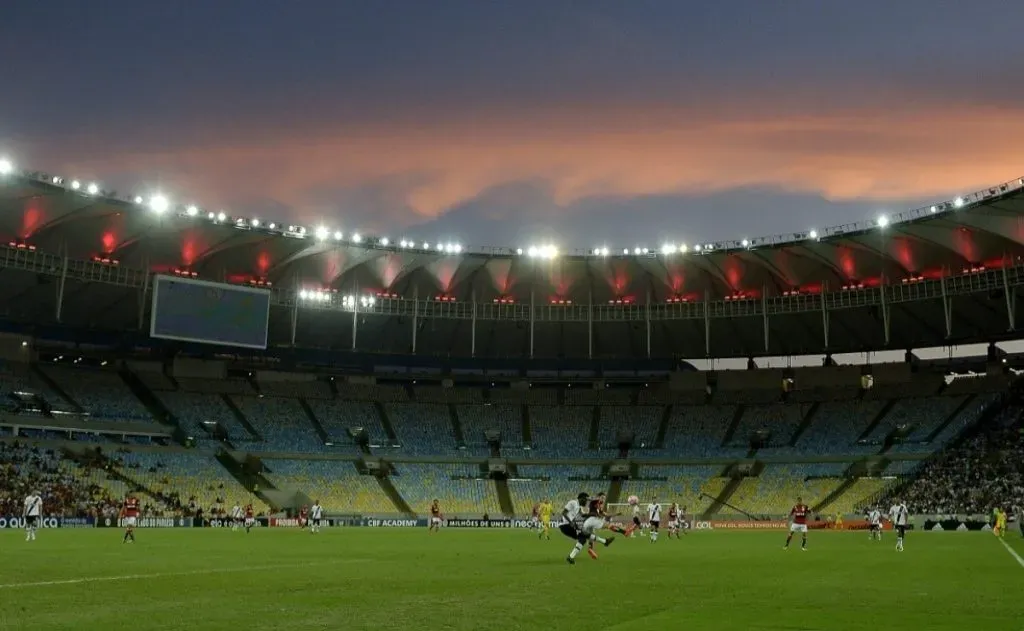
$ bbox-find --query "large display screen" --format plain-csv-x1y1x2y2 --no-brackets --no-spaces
150,275,271,349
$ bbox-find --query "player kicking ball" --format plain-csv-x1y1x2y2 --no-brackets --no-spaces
783,497,810,551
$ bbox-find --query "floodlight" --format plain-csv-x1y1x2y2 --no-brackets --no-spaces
352,233,362,243
622,248,629,255
215,211,226,222
315,226,329,241
516,248,523,255
953,197,965,208
251,218,260,227
695,244,702,252
268,223,277,230
680,244,688,253
299,290,309,300
425,242,432,250
876,215,889,228
380,237,390,246
52,176,63,185
149,194,169,214
134,196,143,204
661,244,677,255
929,206,937,213
741,239,749,248
207,212,215,220
71,180,81,190
453,243,462,253
527,246,539,258
0,158,12,175
809,230,818,240
333,231,343,241
86,183,99,195
186,205,199,217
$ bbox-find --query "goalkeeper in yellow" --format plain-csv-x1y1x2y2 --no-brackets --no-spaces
994,507,1007,538
538,499,553,540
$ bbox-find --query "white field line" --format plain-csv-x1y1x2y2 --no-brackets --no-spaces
0,558,360,589
998,537,1024,569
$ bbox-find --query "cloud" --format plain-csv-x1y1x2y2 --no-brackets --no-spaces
36,101,1024,233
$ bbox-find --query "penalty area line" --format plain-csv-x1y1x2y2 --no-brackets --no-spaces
998,537,1024,570
0,558,361,590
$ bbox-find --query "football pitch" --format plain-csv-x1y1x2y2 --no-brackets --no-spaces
1,528,1021,630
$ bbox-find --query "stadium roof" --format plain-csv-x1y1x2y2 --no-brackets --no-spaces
3,158,1024,359
2,161,1023,303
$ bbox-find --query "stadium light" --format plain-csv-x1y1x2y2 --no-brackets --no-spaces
133,196,143,204
86,182,99,195
315,226,329,241
876,215,889,228
809,230,818,240
380,237,390,246
453,243,463,254
953,197,965,208
679,244,688,253
352,233,362,244
741,239,750,248
622,248,630,255
52,176,63,185
661,244,677,255
70,180,81,190
251,218,260,227
425,242,432,250
149,194,169,214
186,205,199,217
333,231,343,241
929,205,937,213
0,158,12,175
215,211,225,222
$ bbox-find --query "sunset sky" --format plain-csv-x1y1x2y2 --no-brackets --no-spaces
2,0,1023,250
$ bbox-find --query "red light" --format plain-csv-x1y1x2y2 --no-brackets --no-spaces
91,255,120,266
375,292,399,299
961,264,986,274
665,295,690,303
493,296,515,304
549,298,573,305
434,294,456,302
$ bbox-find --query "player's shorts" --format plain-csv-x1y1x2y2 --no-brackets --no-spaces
581,516,606,535
529,516,539,526
314,518,323,527
789,523,808,533
895,525,906,537
649,520,660,530
869,523,881,531
668,520,679,529
430,517,442,526
123,516,137,528
25,515,39,527
632,516,642,526
245,517,255,527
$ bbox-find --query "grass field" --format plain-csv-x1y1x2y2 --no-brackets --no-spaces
1,528,1021,630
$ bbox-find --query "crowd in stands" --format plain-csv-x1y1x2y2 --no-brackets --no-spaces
0,442,121,518
897,405,1024,515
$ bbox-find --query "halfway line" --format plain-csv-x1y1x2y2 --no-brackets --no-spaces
0,558,361,590
998,537,1024,570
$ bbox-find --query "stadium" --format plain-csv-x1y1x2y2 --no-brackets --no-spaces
1,158,1022,630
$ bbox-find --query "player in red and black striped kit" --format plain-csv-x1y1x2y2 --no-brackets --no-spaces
784,498,811,551
121,495,140,543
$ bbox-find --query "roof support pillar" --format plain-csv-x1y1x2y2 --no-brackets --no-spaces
587,289,593,360
940,272,952,338
761,288,769,353
55,253,68,323
821,283,830,348
1002,263,1016,331
137,267,150,330
529,288,535,359
411,286,419,354
645,288,652,359
471,288,477,358
703,290,711,357
290,297,298,346
879,282,891,346
351,283,359,351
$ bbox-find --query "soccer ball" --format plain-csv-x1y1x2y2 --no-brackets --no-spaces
627,495,639,506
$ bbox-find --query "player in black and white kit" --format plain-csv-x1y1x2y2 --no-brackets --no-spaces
888,499,909,552
310,501,324,534
647,498,662,543
231,504,243,531
23,491,43,542
560,493,591,565
866,506,883,541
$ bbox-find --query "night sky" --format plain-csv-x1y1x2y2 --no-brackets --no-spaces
2,1,1022,251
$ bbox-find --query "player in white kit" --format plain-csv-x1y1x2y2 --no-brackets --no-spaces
23,491,43,542
310,501,324,533
866,507,883,541
231,504,243,531
888,500,909,552
647,499,662,543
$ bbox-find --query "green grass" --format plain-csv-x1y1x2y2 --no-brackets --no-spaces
1,528,1021,630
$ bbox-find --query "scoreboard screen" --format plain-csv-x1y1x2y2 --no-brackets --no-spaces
149,275,271,350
